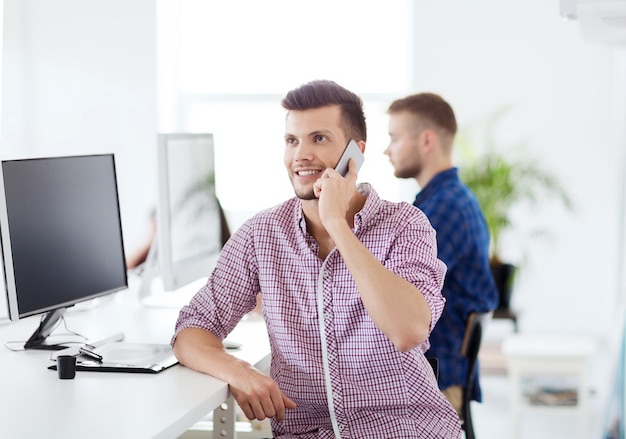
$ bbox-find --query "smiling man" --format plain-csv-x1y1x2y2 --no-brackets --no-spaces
172,80,462,438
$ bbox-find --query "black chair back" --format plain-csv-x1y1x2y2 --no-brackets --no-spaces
460,311,492,439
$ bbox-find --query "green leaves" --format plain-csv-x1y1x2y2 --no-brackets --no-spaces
459,127,573,262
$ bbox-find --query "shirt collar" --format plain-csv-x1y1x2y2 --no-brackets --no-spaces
354,182,379,232
414,167,459,205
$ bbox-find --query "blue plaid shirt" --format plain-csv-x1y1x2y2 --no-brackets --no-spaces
414,168,498,401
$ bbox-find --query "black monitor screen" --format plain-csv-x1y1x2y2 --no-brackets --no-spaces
1,154,127,320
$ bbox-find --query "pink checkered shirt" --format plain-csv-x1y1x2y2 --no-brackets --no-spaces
174,184,462,438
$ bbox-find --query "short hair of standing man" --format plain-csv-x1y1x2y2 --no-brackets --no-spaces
387,92,457,138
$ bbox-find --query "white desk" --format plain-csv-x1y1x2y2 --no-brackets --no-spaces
0,287,270,439
502,334,595,439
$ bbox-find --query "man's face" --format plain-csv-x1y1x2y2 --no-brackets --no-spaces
385,112,425,180
284,105,349,200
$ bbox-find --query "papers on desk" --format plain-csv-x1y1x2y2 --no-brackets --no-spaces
48,342,179,374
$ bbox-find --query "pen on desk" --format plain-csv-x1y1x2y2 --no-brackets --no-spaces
79,347,103,362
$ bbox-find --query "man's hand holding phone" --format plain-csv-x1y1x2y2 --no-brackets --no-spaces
334,139,365,177
313,139,365,225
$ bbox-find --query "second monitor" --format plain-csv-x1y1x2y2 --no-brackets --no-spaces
140,133,229,301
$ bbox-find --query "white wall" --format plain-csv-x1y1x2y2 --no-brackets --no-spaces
1,0,157,254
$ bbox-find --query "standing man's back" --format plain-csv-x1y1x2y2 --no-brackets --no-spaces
385,93,499,415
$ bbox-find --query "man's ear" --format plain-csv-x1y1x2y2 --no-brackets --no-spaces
421,129,437,153
356,140,366,154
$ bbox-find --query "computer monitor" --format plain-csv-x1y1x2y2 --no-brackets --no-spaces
139,133,226,299
0,154,128,350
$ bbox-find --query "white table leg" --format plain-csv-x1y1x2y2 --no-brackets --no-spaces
213,396,237,439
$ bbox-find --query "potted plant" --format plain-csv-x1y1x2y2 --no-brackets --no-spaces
457,108,574,310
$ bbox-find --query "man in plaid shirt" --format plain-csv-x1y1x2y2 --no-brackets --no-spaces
173,81,462,438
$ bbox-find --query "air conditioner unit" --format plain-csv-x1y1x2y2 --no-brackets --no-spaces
561,0,626,45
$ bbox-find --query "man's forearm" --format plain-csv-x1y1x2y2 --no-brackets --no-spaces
173,327,252,381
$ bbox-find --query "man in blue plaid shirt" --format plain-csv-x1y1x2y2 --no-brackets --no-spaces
384,92,499,417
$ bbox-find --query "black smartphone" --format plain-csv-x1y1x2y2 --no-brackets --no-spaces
334,139,365,177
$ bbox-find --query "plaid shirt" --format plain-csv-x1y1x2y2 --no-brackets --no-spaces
174,183,462,438
414,168,499,401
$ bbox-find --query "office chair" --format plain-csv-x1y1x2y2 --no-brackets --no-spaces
460,311,492,439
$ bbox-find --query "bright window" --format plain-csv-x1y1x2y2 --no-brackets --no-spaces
158,0,414,212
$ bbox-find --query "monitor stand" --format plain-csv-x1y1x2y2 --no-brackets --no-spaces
23,308,73,350
22,307,124,351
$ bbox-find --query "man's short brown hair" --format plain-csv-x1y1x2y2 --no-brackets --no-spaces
282,80,367,142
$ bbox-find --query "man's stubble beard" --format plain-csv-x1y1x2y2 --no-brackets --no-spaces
290,175,318,200
394,159,421,180
294,187,317,201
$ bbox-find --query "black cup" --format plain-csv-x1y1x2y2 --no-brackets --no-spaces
57,355,77,379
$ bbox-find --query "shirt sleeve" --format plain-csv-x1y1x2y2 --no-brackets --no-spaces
384,205,447,336
421,194,499,315
172,220,260,344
